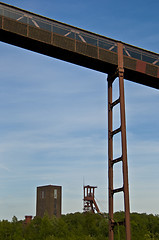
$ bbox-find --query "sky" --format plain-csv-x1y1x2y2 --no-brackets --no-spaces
0,0,159,220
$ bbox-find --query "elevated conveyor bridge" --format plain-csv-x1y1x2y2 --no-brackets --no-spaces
0,2,159,89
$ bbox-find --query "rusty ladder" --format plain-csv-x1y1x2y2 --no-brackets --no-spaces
107,43,131,240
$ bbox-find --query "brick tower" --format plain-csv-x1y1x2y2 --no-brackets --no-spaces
36,185,62,218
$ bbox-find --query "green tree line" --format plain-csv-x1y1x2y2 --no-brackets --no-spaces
0,212,159,240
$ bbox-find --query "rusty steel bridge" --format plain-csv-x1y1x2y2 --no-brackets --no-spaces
0,2,159,240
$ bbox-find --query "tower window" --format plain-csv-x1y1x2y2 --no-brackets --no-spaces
54,189,57,199
41,191,45,199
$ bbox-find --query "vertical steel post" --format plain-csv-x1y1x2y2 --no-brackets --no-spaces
107,43,131,240
119,73,131,239
118,42,131,240
108,77,114,240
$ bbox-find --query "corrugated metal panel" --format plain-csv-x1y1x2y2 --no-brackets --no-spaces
53,33,75,51
146,64,158,78
29,26,51,44
3,17,27,36
76,41,97,58
136,60,146,73
99,48,118,65
124,56,136,71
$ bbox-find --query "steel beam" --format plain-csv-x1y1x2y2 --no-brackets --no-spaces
108,76,114,240
107,43,131,240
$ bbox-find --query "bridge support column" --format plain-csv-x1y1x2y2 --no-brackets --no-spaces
107,43,131,240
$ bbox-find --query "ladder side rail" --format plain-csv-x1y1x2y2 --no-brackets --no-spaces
118,42,131,240
108,76,114,240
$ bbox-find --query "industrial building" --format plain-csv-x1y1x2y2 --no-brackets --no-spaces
36,185,62,218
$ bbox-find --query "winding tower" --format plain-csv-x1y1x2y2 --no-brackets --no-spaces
83,185,100,213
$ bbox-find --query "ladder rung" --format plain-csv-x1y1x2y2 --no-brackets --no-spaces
112,220,125,227
111,127,121,136
117,220,125,226
111,98,120,108
112,187,124,194
112,156,122,165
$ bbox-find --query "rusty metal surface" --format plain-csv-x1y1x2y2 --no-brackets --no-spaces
118,44,131,240
108,78,114,240
107,43,131,240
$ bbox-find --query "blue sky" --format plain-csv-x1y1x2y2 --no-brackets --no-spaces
0,0,159,220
